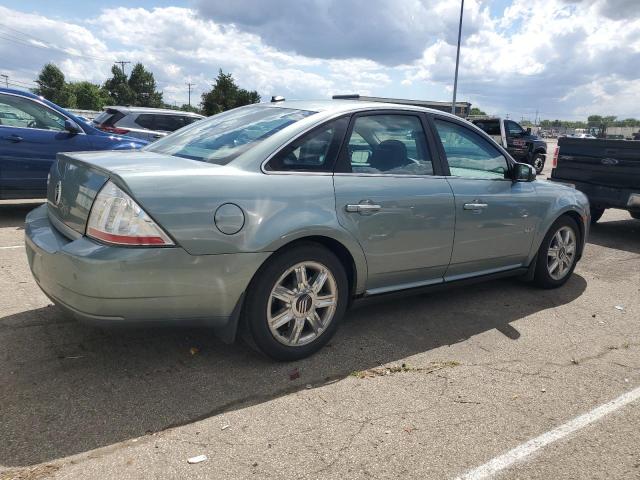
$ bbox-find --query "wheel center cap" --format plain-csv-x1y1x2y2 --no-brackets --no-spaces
294,293,313,316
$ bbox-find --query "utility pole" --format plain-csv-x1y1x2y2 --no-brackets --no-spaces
451,0,464,115
1,74,8,88
186,82,195,107
115,61,131,76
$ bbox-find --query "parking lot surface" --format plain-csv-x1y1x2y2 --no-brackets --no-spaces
1,170,639,479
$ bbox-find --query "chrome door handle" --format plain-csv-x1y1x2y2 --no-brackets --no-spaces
463,202,488,210
5,134,23,143
345,204,382,214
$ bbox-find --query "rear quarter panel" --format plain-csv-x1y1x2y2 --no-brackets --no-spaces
120,169,369,293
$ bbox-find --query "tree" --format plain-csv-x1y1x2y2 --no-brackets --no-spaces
469,107,486,116
33,63,76,107
128,63,163,107
68,81,111,110
103,65,135,106
201,70,260,116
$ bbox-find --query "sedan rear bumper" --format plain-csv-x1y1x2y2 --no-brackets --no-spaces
25,204,269,335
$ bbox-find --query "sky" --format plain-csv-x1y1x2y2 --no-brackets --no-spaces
1,0,639,120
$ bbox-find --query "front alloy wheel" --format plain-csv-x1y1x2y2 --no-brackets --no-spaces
533,216,580,288
546,226,576,280
267,261,338,347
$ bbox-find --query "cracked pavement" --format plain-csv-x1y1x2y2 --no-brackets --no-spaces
1,186,639,479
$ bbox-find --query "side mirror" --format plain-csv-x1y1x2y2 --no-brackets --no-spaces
513,162,536,182
526,127,532,135
64,119,81,134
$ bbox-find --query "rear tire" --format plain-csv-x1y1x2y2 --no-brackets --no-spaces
242,243,348,361
590,207,605,224
533,216,580,289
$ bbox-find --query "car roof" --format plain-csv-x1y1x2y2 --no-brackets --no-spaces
0,87,43,100
105,106,204,117
258,99,463,120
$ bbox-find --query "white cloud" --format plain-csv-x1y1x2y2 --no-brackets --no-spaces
0,1,639,120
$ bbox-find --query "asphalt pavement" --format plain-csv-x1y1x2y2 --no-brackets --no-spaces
1,166,639,479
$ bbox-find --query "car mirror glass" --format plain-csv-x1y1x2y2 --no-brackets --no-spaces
513,162,536,182
64,119,81,134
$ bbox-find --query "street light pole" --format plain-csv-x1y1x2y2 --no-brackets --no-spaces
451,0,464,115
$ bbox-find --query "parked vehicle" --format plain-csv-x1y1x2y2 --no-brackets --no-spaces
25,99,589,360
470,117,548,174
93,106,204,142
550,136,640,222
0,88,147,200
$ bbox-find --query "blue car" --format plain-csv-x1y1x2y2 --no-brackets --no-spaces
0,88,147,199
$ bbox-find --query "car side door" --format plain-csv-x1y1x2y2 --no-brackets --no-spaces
0,93,91,199
333,111,455,293
430,116,541,280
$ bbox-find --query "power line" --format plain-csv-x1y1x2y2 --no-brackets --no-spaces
0,25,114,63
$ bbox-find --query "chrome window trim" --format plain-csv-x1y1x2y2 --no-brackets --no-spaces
0,91,87,135
334,172,447,179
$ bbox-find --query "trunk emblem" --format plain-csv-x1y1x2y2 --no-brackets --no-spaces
601,158,618,165
54,181,63,205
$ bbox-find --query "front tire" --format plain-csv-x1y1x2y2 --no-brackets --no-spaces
532,152,545,175
243,243,349,361
533,216,580,289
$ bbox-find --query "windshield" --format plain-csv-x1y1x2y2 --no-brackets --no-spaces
145,105,315,165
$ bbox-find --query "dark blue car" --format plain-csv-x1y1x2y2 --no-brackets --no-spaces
0,88,147,200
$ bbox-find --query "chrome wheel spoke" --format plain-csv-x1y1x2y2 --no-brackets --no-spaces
306,311,322,334
289,317,305,344
269,309,293,329
549,259,560,273
548,246,560,257
295,266,308,290
272,285,295,304
311,270,328,294
315,294,336,309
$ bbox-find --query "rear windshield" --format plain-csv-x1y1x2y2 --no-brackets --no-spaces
145,106,315,165
473,120,501,136
93,109,124,127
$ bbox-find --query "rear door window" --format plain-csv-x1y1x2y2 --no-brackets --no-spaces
266,117,349,172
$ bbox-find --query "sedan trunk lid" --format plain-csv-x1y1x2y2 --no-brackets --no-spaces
46,150,216,237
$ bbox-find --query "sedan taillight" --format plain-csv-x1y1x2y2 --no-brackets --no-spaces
87,181,174,246
100,125,130,135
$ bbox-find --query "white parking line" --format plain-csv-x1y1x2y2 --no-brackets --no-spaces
0,245,24,250
454,386,640,480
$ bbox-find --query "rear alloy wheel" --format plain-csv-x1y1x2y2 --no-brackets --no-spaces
590,207,605,224
534,216,580,289
532,153,545,175
243,244,348,361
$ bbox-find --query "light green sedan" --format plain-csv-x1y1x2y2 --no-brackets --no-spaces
25,99,590,360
